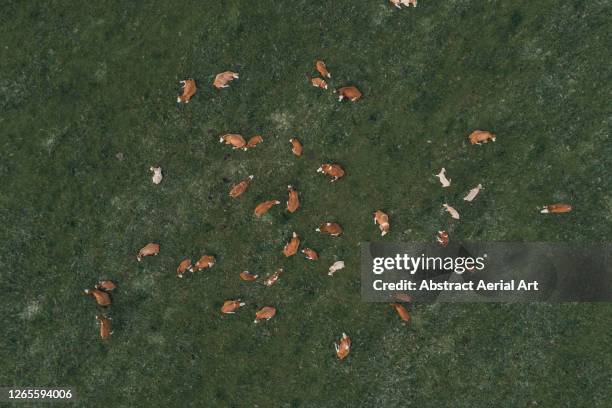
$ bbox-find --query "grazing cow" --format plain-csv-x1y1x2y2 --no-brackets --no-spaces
219,134,247,149
391,303,411,322
221,300,246,314
541,204,572,214
84,288,111,306
311,77,328,90
240,271,259,281
315,60,331,78
317,163,345,181
328,260,345,276
302,247,319,260
391,293,413,303
213,71,239,89
390,0,417,8
176,258,192,278
334,333,351,360
283,232,300,257
464,184,484,202
334,86,362,102
468,130,496,145
229,175,254,198
436,230,449,247
150,166,163,185
316,222,343,237
95,280,117,292
443,203,460,220
263,268,283,287
287,185,300,213
254,200,280,217
374,210,390,236
177,79,196,103
96,315,112,340
435,168,451,187
290,138,303,156
192,255,215,272
254,306,276,323
137,243,160,261
246,135,264,149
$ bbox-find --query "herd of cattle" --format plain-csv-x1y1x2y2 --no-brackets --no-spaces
84,53,572,360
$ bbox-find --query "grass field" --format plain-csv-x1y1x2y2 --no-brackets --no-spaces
1,0,611,407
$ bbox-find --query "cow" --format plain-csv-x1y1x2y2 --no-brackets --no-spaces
334,86,362,102
96,315,112,340
468,130,496,145
290,138,303,156
287,185,300,213
150,166,163,184
443,203,460,220
137,243,160,261
176,258,192,278
302,248,319,260
464,184,484,202
263,268,283,287
254,306,276,323
213,71,239,89
334,333,351,360
328,260,345,276
254,200,280,217
311,77,328,90
221,300,246,314
436,230,449,247
95,280,117,292
435,168,451,187
84,288,111,306
283,232,300,257
391,303,411,322
316,222,343,237
229,175,254,198
317,163,345,181
239,271,259,281
246,135,264,149
390,0,417,8
541,204,572,214
219,134,247,149
192,255,215,272
391,293,413,303
374,210,390,236
315,60,331,78
177,79,196,103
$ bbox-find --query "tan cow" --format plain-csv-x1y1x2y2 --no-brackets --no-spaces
84,288,111,306
263,268,283,287
287,185,300,213
334,333,351,360
311,77,328,90
316,222,343,236
469,130,496,145
334,86,362,102
541,204,572,214
435,168,451,187
137,243,160,261
328,260,345,276
192,255,215,272
177,79,197,103
315,60,331,78
239,271,259,281
302,248,319,260
290,138,303,156
254,306,276,323
317,163,345,181
150,166,163,185
436,230,449,247
283,232,300,257
213,71,239,89
221,300,246,314
95,280,117,292
246,135,264,149
374,210,390,236
463,184,484,202
391,303,411,322
229,175,254,198
96,315,112,340
254,200,280,217
176,258,192,278
443,203,460,220
390,0,417,8
219,134,247,149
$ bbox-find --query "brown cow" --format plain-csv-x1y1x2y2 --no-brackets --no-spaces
468,130,496,145
391,303,411,322
84,288,111,306
436,231,449,247
246,135,264,149
254,200,280,217
221,300,246,314
283,232,300,257
229,175,254,198
317,163,345,181
176,258,192,278
96,315,112,340
287,185,300,213
315,60,331,78
263,268,283,287
177,79,197,103
334,86,362,102
192,255,216,272
219,134,247,149
316,222,343,237
374,210,390,236
541,204,572,214
334,333,351,360
95,280,117,292
290,138,303,156
213,71,239,89
254,306,276,323
239,271,259,281
137,243,160,261
311,77,328,90
302,248,319,260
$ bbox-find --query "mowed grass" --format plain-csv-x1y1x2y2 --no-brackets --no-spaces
1,0,611,407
